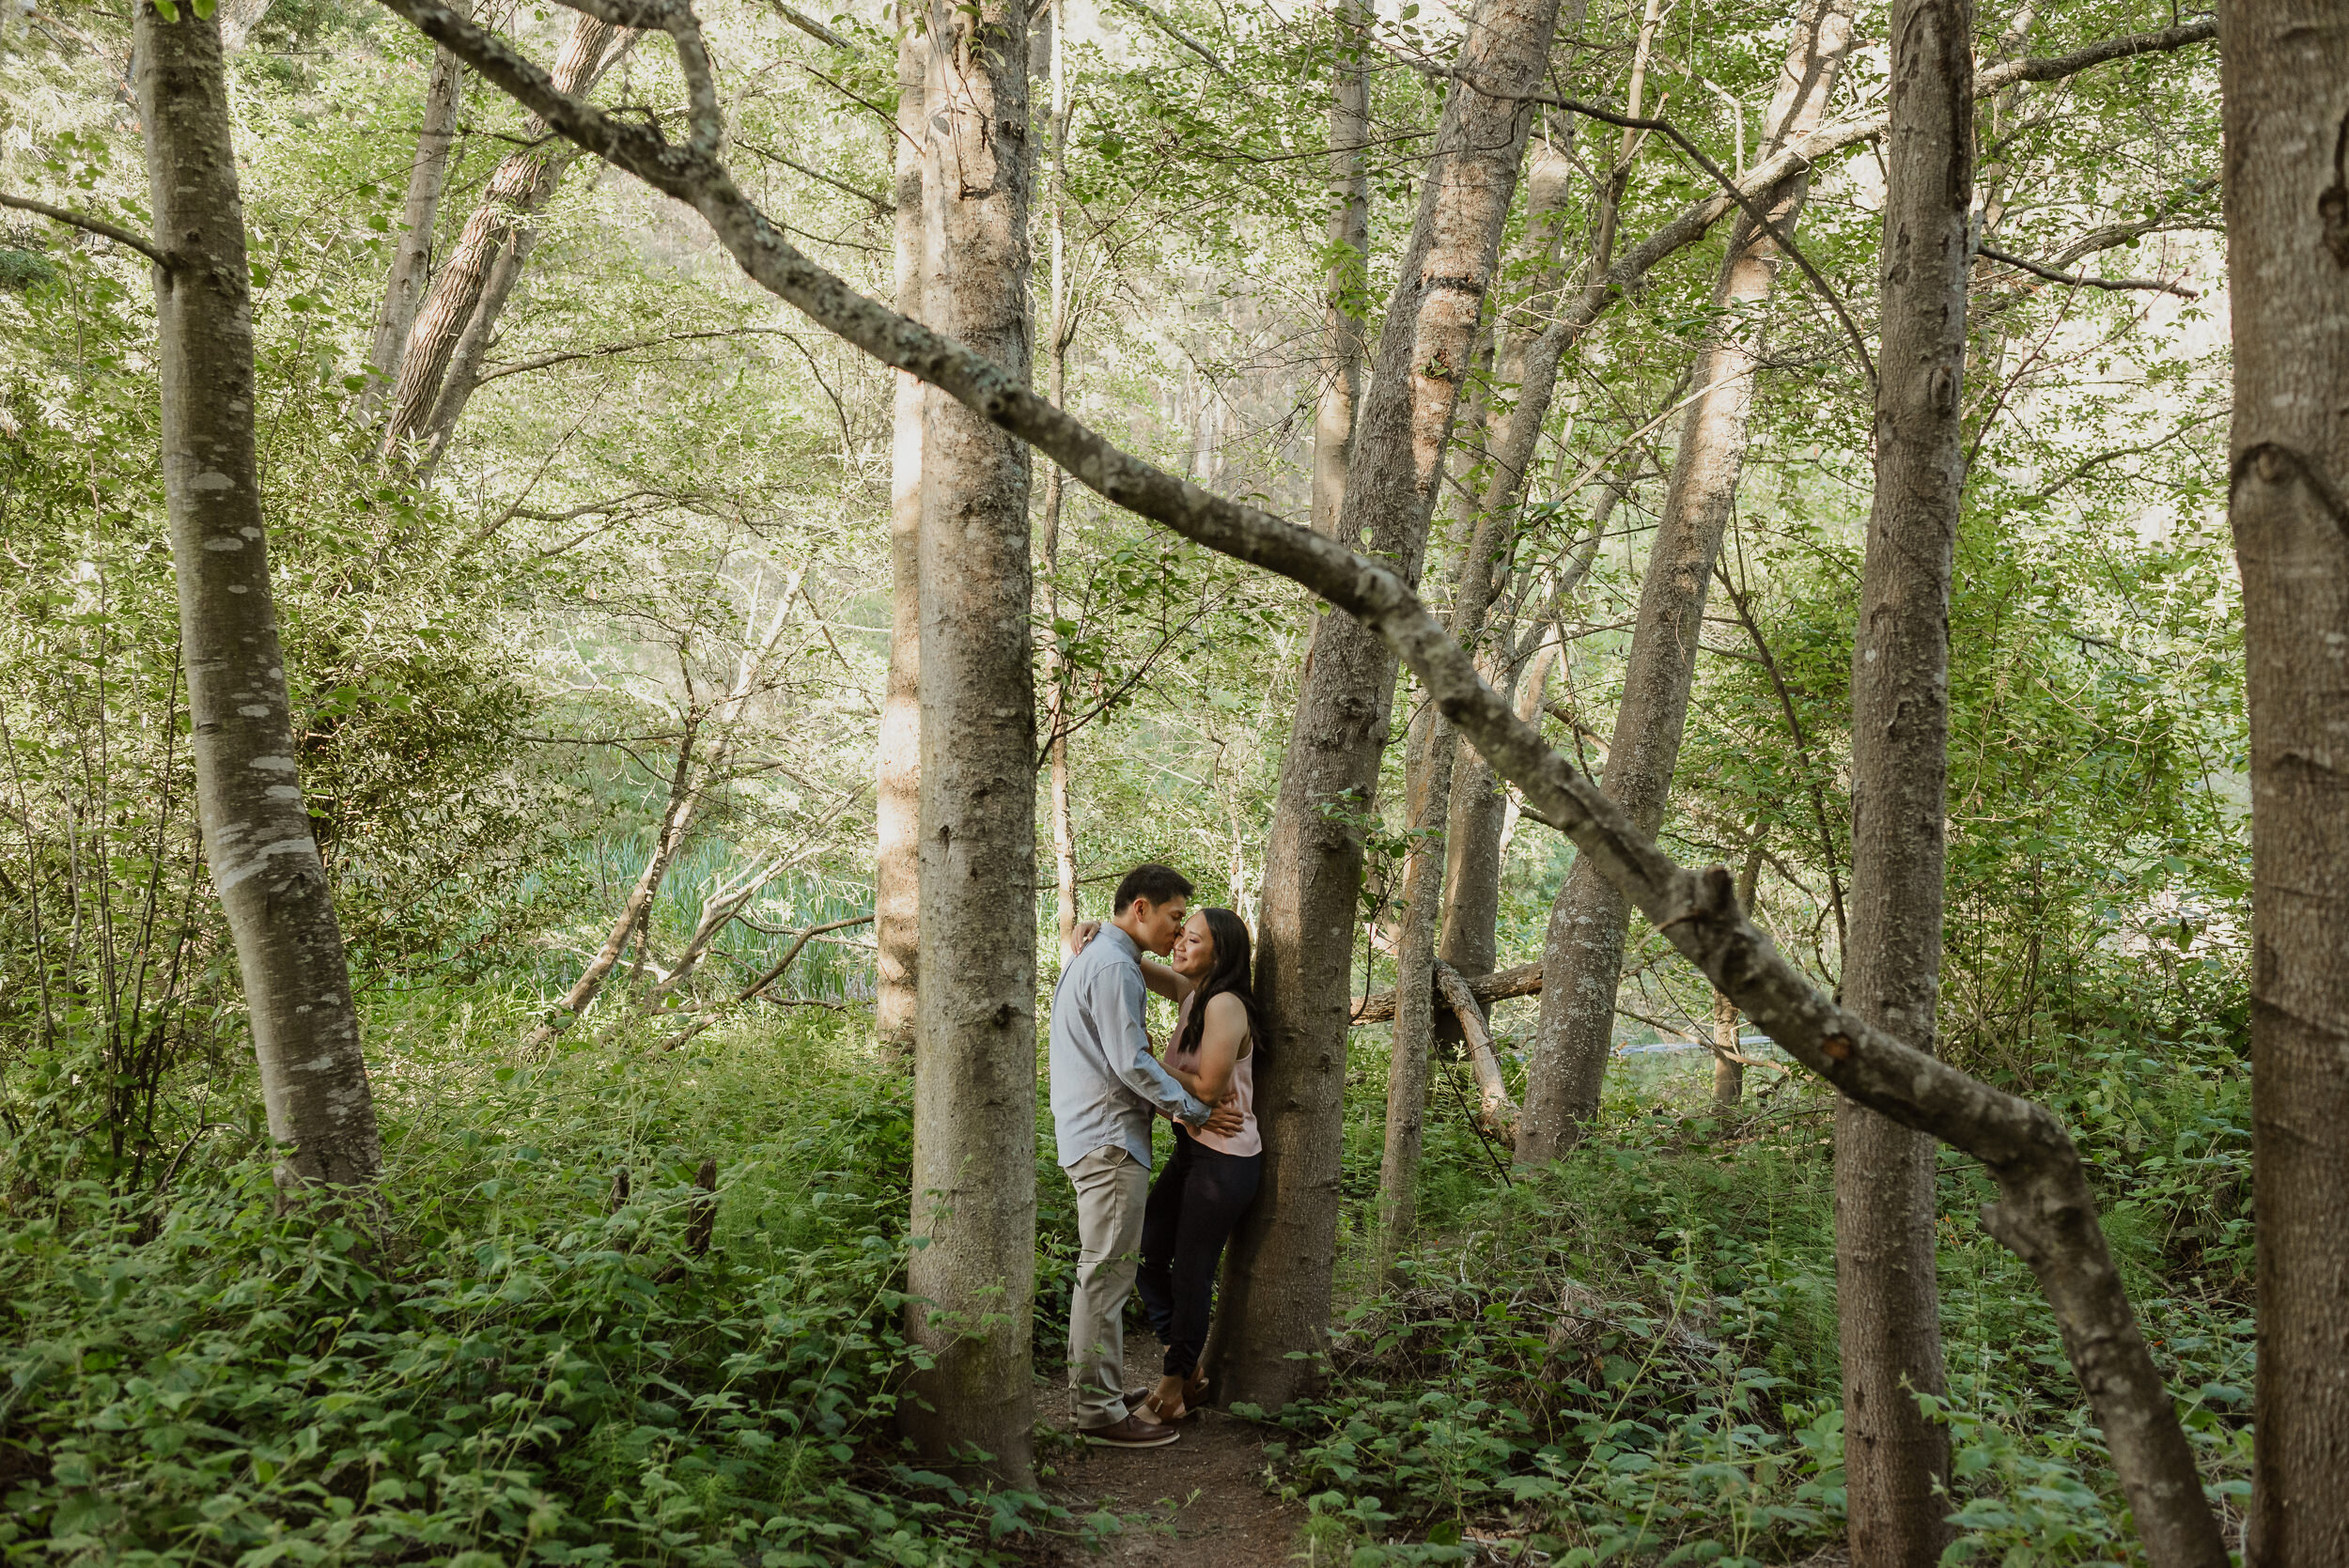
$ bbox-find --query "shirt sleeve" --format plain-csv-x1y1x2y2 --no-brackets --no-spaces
1104,960,1211,1125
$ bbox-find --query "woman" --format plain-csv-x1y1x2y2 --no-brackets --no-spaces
1129,908,1263,1424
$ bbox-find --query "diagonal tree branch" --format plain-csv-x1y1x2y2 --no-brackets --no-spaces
371,3,2227,1558
1978,243,2200,298
0,192,171,268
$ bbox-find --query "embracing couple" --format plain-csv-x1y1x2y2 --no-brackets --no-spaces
1048,862,1264,1450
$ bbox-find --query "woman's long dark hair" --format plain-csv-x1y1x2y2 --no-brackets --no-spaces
1172,908,1264,1064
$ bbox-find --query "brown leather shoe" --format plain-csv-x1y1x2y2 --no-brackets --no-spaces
1081,1413,1181,1448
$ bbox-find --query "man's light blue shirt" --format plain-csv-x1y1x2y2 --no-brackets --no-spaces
1050,923,1211,1168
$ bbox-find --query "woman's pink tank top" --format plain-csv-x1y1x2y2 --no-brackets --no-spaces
1167,994,1260,1157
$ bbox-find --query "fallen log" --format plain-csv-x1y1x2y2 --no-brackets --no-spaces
1435,962,1519,1140
1349,960,1543,1025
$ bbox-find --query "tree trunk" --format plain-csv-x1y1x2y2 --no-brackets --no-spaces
874,14,926,1063
1516,0,1856,1165
1710,844,1763,1105
899,0,1036,1483
1210,0,1561,1412
136,0,381,1188
1438,116,1584,978
1836,2,1968,1560
361,40,464,421
1039,0,1080,951
2220,6,2349,1562
1377,697,1452,1271
1312,0,1371,536
219,0,275,52
376,11,626,466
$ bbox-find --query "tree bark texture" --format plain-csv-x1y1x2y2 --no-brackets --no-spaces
361,39,465,420
1835,2,1967,1560
2220,6,2349,1562
901,0,1037,1483
1516,0,1855,1166
875,14,926,1063
1040,3,1080,951
416,225,530,474
1211,0,1561,1411
1312,0,1371,536
376,10,626,464
394,9,2231,1556
137,0,381,1188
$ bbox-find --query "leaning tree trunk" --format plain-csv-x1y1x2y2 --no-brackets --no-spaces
1312,0,1371,536
136,0,381,1188
1515,0,1856,1165
899,0,1037,1483
2220,6,2349,1562
376,10,627,465
874,13,926,1063
1209,0,1561,1413
1835,0,1968,1560
360,39,464,421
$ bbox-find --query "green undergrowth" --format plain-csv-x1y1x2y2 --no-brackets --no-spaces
0,997,1079,1568
1273,1022,2256,1567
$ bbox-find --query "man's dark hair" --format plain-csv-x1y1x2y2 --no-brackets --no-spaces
1112,863,1193,913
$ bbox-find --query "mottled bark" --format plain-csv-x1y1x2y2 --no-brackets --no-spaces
361,40,465,421
900,0,1037,1483
416,225,529,475
2220,6,2349,1563
1211,0,1562,1411
1312,0,1371,536
391,11,2227,1553
1835,2,1966,1559
376,11,627,465
874,15,926,1063
1516,0,1854,1165
137,0,381,1188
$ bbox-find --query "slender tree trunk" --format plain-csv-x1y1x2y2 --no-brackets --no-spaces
1377,695,1453,1270
1312,0,1371,536
1439,116,1583,976
874,13,926,1062
1039,0,1080,951
1211,0,1562,1411
2221,6,2349,1562
1517,0,1856,1165
415,225,530,475
136,0,380,1188
1836,2,1968,1560
376,11,626,465
361,39,464,421
900,0,1036,1483
1710,843,1763,1105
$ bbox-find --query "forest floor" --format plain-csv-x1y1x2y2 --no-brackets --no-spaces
1037,1339,1307,1567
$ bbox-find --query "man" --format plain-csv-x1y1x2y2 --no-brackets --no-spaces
1050,862,1236,1448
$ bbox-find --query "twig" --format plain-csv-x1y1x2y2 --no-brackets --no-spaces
1102,0,1231,77
1977,243,2199,299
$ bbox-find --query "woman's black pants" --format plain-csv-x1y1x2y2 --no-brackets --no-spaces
1137,1132,1262,1378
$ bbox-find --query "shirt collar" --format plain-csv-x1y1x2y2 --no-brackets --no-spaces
1097,923,1140,959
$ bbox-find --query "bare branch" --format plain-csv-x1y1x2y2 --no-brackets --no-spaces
1101,0,1231,77
1977,243,2200,299
756,0,853,50
0,192,169,268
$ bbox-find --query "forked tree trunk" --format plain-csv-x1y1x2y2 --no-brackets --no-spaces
899,0,1036,1483
376,11,627,465
1836,1,1968,1559
1210,0,1561,1412
1515,0,1856,1164
2219,7,2349,1561
416,225,530,474
1312,0,1371,536
874,13,926,1063
136,0,381,1188
361,40,465,420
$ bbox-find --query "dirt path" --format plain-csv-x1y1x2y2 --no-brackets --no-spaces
1039,1340,1307,1567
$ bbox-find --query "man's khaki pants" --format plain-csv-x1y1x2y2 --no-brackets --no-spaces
1066,1143,1149,1430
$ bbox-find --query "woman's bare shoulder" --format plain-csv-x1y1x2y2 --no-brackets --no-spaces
1204,991,1249,1027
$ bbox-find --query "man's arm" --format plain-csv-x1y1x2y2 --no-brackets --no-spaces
1104,962,1211,1125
